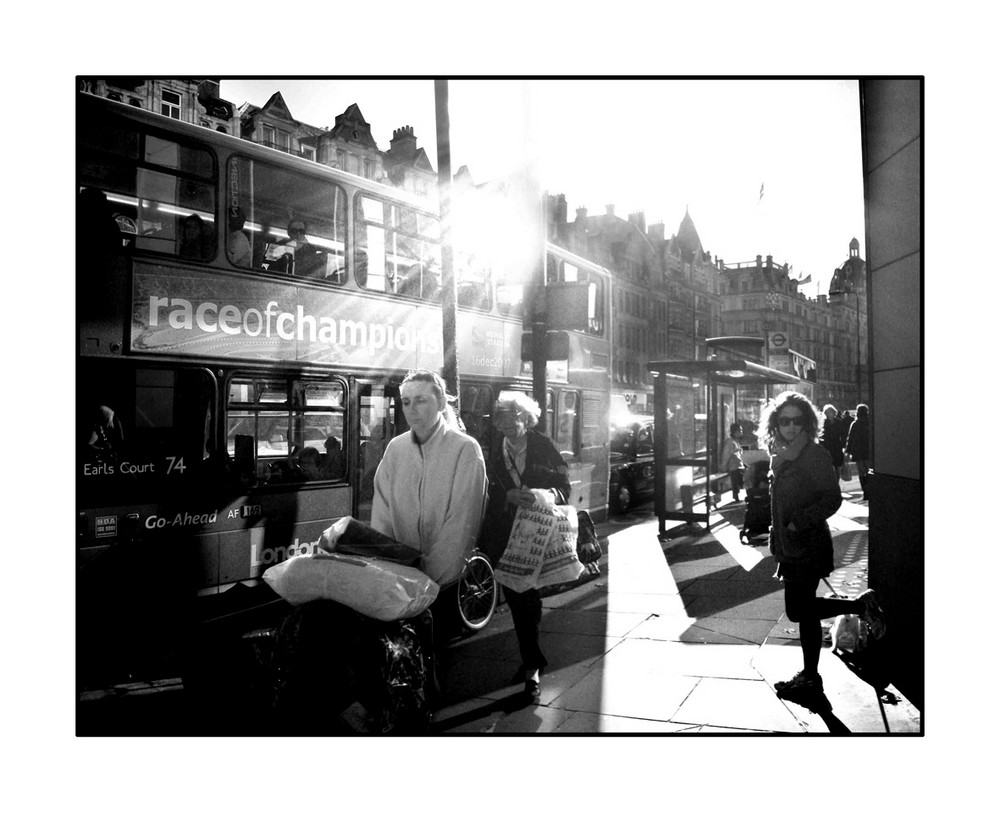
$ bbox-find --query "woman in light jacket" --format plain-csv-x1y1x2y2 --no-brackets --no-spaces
371,370,486,587
757,391,886,705
482,392,570,700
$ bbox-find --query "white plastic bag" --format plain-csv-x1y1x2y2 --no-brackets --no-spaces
830,613,868,653
535,505,584,588
263,552,439,621
494,496,584,592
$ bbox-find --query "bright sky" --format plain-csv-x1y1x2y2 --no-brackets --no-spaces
222,78,864,296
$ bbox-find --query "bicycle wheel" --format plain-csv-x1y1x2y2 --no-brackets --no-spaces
456,552,497,633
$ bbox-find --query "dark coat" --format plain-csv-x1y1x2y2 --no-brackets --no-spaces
845,415,870,461
481,430,571,565
821,417,846,467
769,441,842,580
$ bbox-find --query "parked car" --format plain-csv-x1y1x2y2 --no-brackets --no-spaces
609,418,655,513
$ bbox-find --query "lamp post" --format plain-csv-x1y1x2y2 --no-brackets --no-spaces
434,80,460,401
829,278,861,407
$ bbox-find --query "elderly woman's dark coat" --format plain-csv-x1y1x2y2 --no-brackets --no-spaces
481,428,571,675
481,429,571,566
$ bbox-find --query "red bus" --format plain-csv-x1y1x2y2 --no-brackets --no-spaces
76,92,612,699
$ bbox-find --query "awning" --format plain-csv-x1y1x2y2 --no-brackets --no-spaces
648,358,802,386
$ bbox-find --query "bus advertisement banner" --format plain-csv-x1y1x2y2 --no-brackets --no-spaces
130,264,523,378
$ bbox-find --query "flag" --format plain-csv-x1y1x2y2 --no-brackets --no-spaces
758,182,764,203
795,273,812,285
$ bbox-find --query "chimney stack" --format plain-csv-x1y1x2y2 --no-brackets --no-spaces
628,211,647,234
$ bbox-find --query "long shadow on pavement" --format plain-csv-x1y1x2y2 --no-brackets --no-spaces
672,558,785,618
430,690,538,733
779,690,852,733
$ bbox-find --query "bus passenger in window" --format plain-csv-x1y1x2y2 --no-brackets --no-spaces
292,446,322,481
370,370,486,586
78,187,123,258
421,262,441,301
179,214,211,259
360,417,393,502
85,405,124,465
282,218,326,278
226,206,251,266
320,435,345,479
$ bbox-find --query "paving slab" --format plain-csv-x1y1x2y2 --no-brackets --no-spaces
553,710,700,734
547,638,701,722
670,676,805,733
640,641,764,680
627,614,779,645
682,592,786,620
433,692,573,734
550,586,690,616
536,629,622,671
540,607,649,638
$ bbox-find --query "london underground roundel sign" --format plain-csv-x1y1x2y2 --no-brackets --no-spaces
768,331,788,350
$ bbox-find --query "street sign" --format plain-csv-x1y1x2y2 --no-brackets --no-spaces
522,282,593,331
521,330,570,360
768,331,788,351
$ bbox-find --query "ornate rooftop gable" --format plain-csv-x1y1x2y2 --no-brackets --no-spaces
328,104,379,149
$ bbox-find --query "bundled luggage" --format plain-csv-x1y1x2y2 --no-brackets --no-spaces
268,600,434,735
260,519,437,734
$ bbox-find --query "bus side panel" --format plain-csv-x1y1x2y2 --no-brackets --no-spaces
79,251,130,358
78,484,353,587
576,388,610,522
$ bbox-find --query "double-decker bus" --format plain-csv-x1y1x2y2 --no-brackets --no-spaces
76,92,611,693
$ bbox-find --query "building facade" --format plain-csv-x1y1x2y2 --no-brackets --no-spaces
717,238,869,410
78,77,237,135
81,79,436,198
547,199,722,415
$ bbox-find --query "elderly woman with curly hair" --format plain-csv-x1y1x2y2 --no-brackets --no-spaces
758,390,887,705
482,391,570,700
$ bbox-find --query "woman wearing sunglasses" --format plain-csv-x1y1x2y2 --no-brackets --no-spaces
757,391,886,705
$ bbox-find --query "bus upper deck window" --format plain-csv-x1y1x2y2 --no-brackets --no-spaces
355,196,439,297
227,156,347,281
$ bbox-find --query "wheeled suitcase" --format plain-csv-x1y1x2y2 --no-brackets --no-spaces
739,452,771,544
740,488,772,543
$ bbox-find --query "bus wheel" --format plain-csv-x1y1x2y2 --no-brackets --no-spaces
456,552,497,634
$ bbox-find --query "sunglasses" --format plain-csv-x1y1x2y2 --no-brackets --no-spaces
777,416,806,427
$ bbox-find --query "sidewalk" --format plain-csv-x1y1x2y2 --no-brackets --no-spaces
431,476,922,734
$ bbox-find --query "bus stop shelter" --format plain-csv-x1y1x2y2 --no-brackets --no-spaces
647,358,803,534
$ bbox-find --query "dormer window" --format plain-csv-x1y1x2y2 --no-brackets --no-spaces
161,89,182,120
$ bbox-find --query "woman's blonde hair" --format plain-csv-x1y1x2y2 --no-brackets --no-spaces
494,391,541,428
